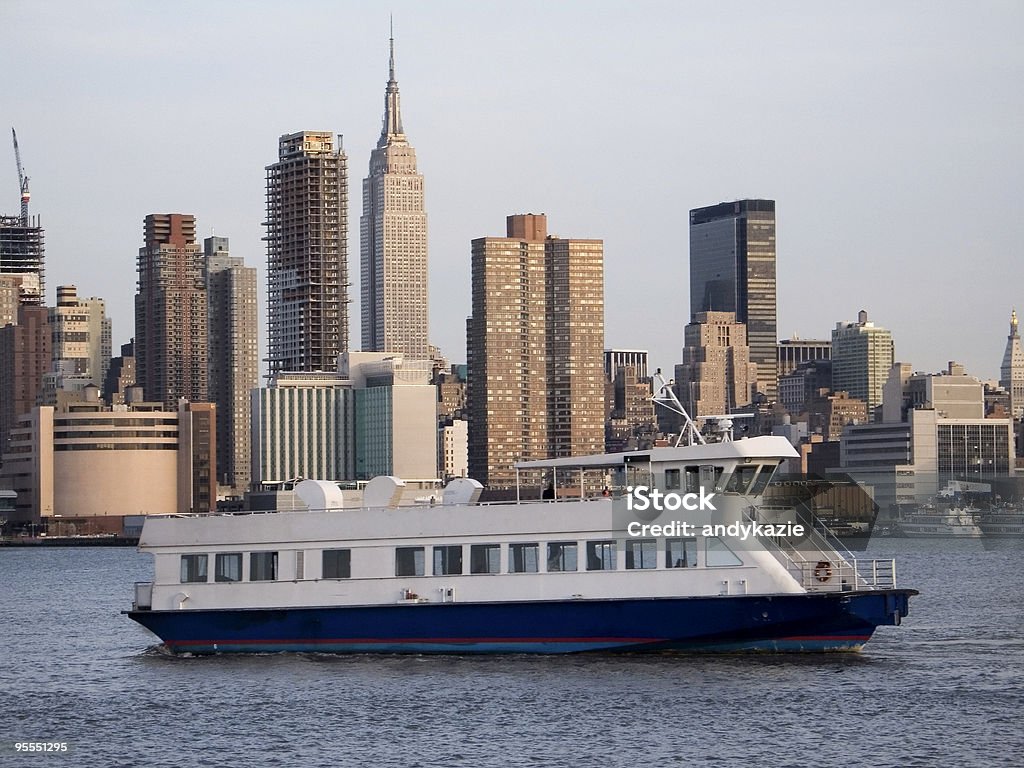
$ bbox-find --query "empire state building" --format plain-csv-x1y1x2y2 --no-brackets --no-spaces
360,32,429,357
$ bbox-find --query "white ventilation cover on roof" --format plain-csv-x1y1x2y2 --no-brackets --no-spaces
363,476,405,508
442,478,483,506
294,480,346,511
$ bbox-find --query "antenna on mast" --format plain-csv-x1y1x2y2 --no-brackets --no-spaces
389,15,395,81
650,369,755,445
651,370,705,446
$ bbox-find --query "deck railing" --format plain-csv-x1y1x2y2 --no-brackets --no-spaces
751,506,897,592
786,558,896,592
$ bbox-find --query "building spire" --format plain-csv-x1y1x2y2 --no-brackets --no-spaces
389,15,395,82
378,19,404,148
1012,308,1019,338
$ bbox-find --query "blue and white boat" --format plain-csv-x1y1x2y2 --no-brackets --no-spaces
127,393,916,654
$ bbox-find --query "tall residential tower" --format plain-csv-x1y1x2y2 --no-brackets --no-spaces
265,131,349,375
467,214,604,488
360,32,429,356
205,236,259,493
43,285,112,405
831,310,894,419
135,214,208,408
0,305,49,457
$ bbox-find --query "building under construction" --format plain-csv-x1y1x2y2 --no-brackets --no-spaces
0,214,44,306
264,131,349,376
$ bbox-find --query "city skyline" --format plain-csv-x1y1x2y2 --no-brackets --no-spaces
3,2,1023,379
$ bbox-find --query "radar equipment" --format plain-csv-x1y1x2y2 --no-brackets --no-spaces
651,370,704,446
650,369,755,445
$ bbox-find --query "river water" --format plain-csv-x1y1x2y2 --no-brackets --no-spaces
0,538,1021,767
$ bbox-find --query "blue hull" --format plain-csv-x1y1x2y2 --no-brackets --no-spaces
128,590,915,655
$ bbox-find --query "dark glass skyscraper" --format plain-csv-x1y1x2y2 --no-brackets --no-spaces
689,199,777,400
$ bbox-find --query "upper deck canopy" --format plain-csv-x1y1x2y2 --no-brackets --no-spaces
514,435,798,471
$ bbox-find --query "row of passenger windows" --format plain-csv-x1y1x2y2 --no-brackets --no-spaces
178,538,740,584
396,539,711,576
180,549,351,584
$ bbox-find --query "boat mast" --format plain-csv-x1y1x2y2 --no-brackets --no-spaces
651,370,705,446
651,371,754,444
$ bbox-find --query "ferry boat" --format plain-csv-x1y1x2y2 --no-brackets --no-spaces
126,381,916,655
977,505,1024,537
898,504,984,537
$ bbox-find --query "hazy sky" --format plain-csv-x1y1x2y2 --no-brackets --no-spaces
4,1,1023,381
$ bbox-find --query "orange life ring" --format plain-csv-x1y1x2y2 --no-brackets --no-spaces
813,560,833,582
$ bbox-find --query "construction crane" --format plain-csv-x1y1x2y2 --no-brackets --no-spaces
12,127,30,224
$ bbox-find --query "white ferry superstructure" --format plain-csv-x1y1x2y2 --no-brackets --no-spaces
127,435,916,654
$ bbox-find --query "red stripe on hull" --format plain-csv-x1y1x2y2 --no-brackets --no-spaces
167,636,660,647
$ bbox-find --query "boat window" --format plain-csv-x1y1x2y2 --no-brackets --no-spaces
747,464,776,496
664,468,681,490
547,542,578,572
625,539,657,569
725,465,759,495
214,553,241,582
666,538,698,568
395,547,425,577
705,537,743,567
586,540,617,571
323,549,352,579
509,543,539,573
180,554,208,583
624,457,652,493
684,466,701,493
433,545,463,576
699,465,725,492
470,544,501,574
250,551,278,581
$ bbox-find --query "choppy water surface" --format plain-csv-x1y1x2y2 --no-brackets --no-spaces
1,539,1022,767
